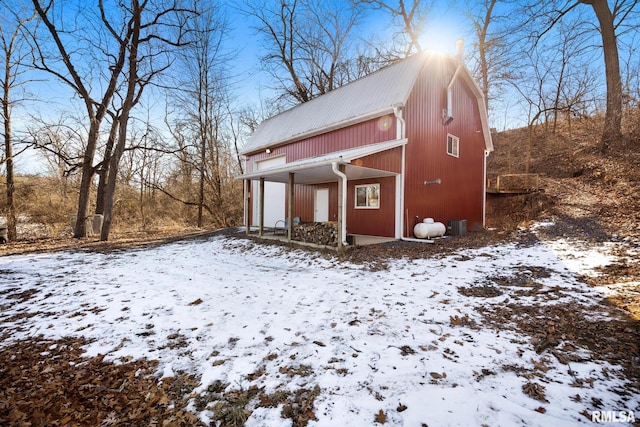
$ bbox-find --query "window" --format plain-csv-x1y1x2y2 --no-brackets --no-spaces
447,134,459,158
355,183,380,209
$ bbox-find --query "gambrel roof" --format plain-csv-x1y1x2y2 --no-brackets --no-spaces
241,50,493,156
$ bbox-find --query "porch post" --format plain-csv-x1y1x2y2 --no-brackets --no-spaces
287,172,294,242
259,177,265,237
244,179,250,235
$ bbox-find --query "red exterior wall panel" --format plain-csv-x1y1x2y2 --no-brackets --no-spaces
245,115,397,172
353,147,402,173
346,177,396,237
403,57,486,235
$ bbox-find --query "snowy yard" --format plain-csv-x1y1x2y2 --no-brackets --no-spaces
1,227,638,426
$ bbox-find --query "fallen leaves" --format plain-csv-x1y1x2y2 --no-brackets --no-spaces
0,336,204,426
522,382,549,403
374,409,387,424
429,372,447,380
449,314,478,329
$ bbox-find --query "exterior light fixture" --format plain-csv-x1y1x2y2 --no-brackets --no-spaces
265,148,272,154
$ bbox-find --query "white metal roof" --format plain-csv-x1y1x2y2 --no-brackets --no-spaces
241,51,432,155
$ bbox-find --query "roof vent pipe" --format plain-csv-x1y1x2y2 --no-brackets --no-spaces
444,39,464,125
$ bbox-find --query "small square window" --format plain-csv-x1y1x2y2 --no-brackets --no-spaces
355,183,380,209
447,134,459,158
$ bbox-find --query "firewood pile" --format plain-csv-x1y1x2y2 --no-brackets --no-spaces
292,222,338,246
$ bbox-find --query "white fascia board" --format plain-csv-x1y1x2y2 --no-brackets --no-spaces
457,63,494,152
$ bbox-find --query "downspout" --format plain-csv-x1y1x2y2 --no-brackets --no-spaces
331,162,348,247
394,105,431,243
393,104,406,239
483,150,489,228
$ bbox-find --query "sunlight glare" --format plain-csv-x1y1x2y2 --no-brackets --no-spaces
418,22,461,55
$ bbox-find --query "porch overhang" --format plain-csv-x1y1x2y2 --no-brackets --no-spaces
236,138,407,184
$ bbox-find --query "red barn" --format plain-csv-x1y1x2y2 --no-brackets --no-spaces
238,49,493,249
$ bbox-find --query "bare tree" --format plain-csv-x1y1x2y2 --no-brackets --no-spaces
354,0,430,58
465,0,516,112
527,0,639,152
166,0,233,227
547,18,596,133
1,2,34,241
244,0,362,106
579,0,626,151
30,0,133,237
509,43,555,175
28,119,83,207
31,0,192,240
99,0,193,241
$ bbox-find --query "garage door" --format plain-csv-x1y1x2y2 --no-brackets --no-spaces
252,156,286,228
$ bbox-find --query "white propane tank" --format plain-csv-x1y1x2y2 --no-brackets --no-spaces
414,218,446,239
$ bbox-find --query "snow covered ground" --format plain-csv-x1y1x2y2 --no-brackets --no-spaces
1,229,638,426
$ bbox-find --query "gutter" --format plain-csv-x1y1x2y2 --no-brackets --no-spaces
331,162,349,247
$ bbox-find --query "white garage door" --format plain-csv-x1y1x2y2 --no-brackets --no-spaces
252,156,286,228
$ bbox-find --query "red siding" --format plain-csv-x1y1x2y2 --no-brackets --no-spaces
293,183,338,222
245,115,397,172
346,177,396,237
403,57,486,235
353,147,402,173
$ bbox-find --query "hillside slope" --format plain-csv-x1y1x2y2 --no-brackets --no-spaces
488,116,639,240
487,116,639,319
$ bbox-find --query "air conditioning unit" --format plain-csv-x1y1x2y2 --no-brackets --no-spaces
448,219,467,236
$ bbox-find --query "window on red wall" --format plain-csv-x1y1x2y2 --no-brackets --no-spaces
447,134,459,158
355,183,380,209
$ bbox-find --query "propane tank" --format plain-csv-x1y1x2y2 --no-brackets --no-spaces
413,218,446,238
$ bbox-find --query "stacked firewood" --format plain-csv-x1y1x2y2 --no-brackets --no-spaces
292,222,338,246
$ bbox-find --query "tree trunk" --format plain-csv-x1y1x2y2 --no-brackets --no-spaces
95,118,119,215
476,0,496,112
74,121,99,237
3,82,17,241
580,0,623,152
197,144,205,227
100,116,128,241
